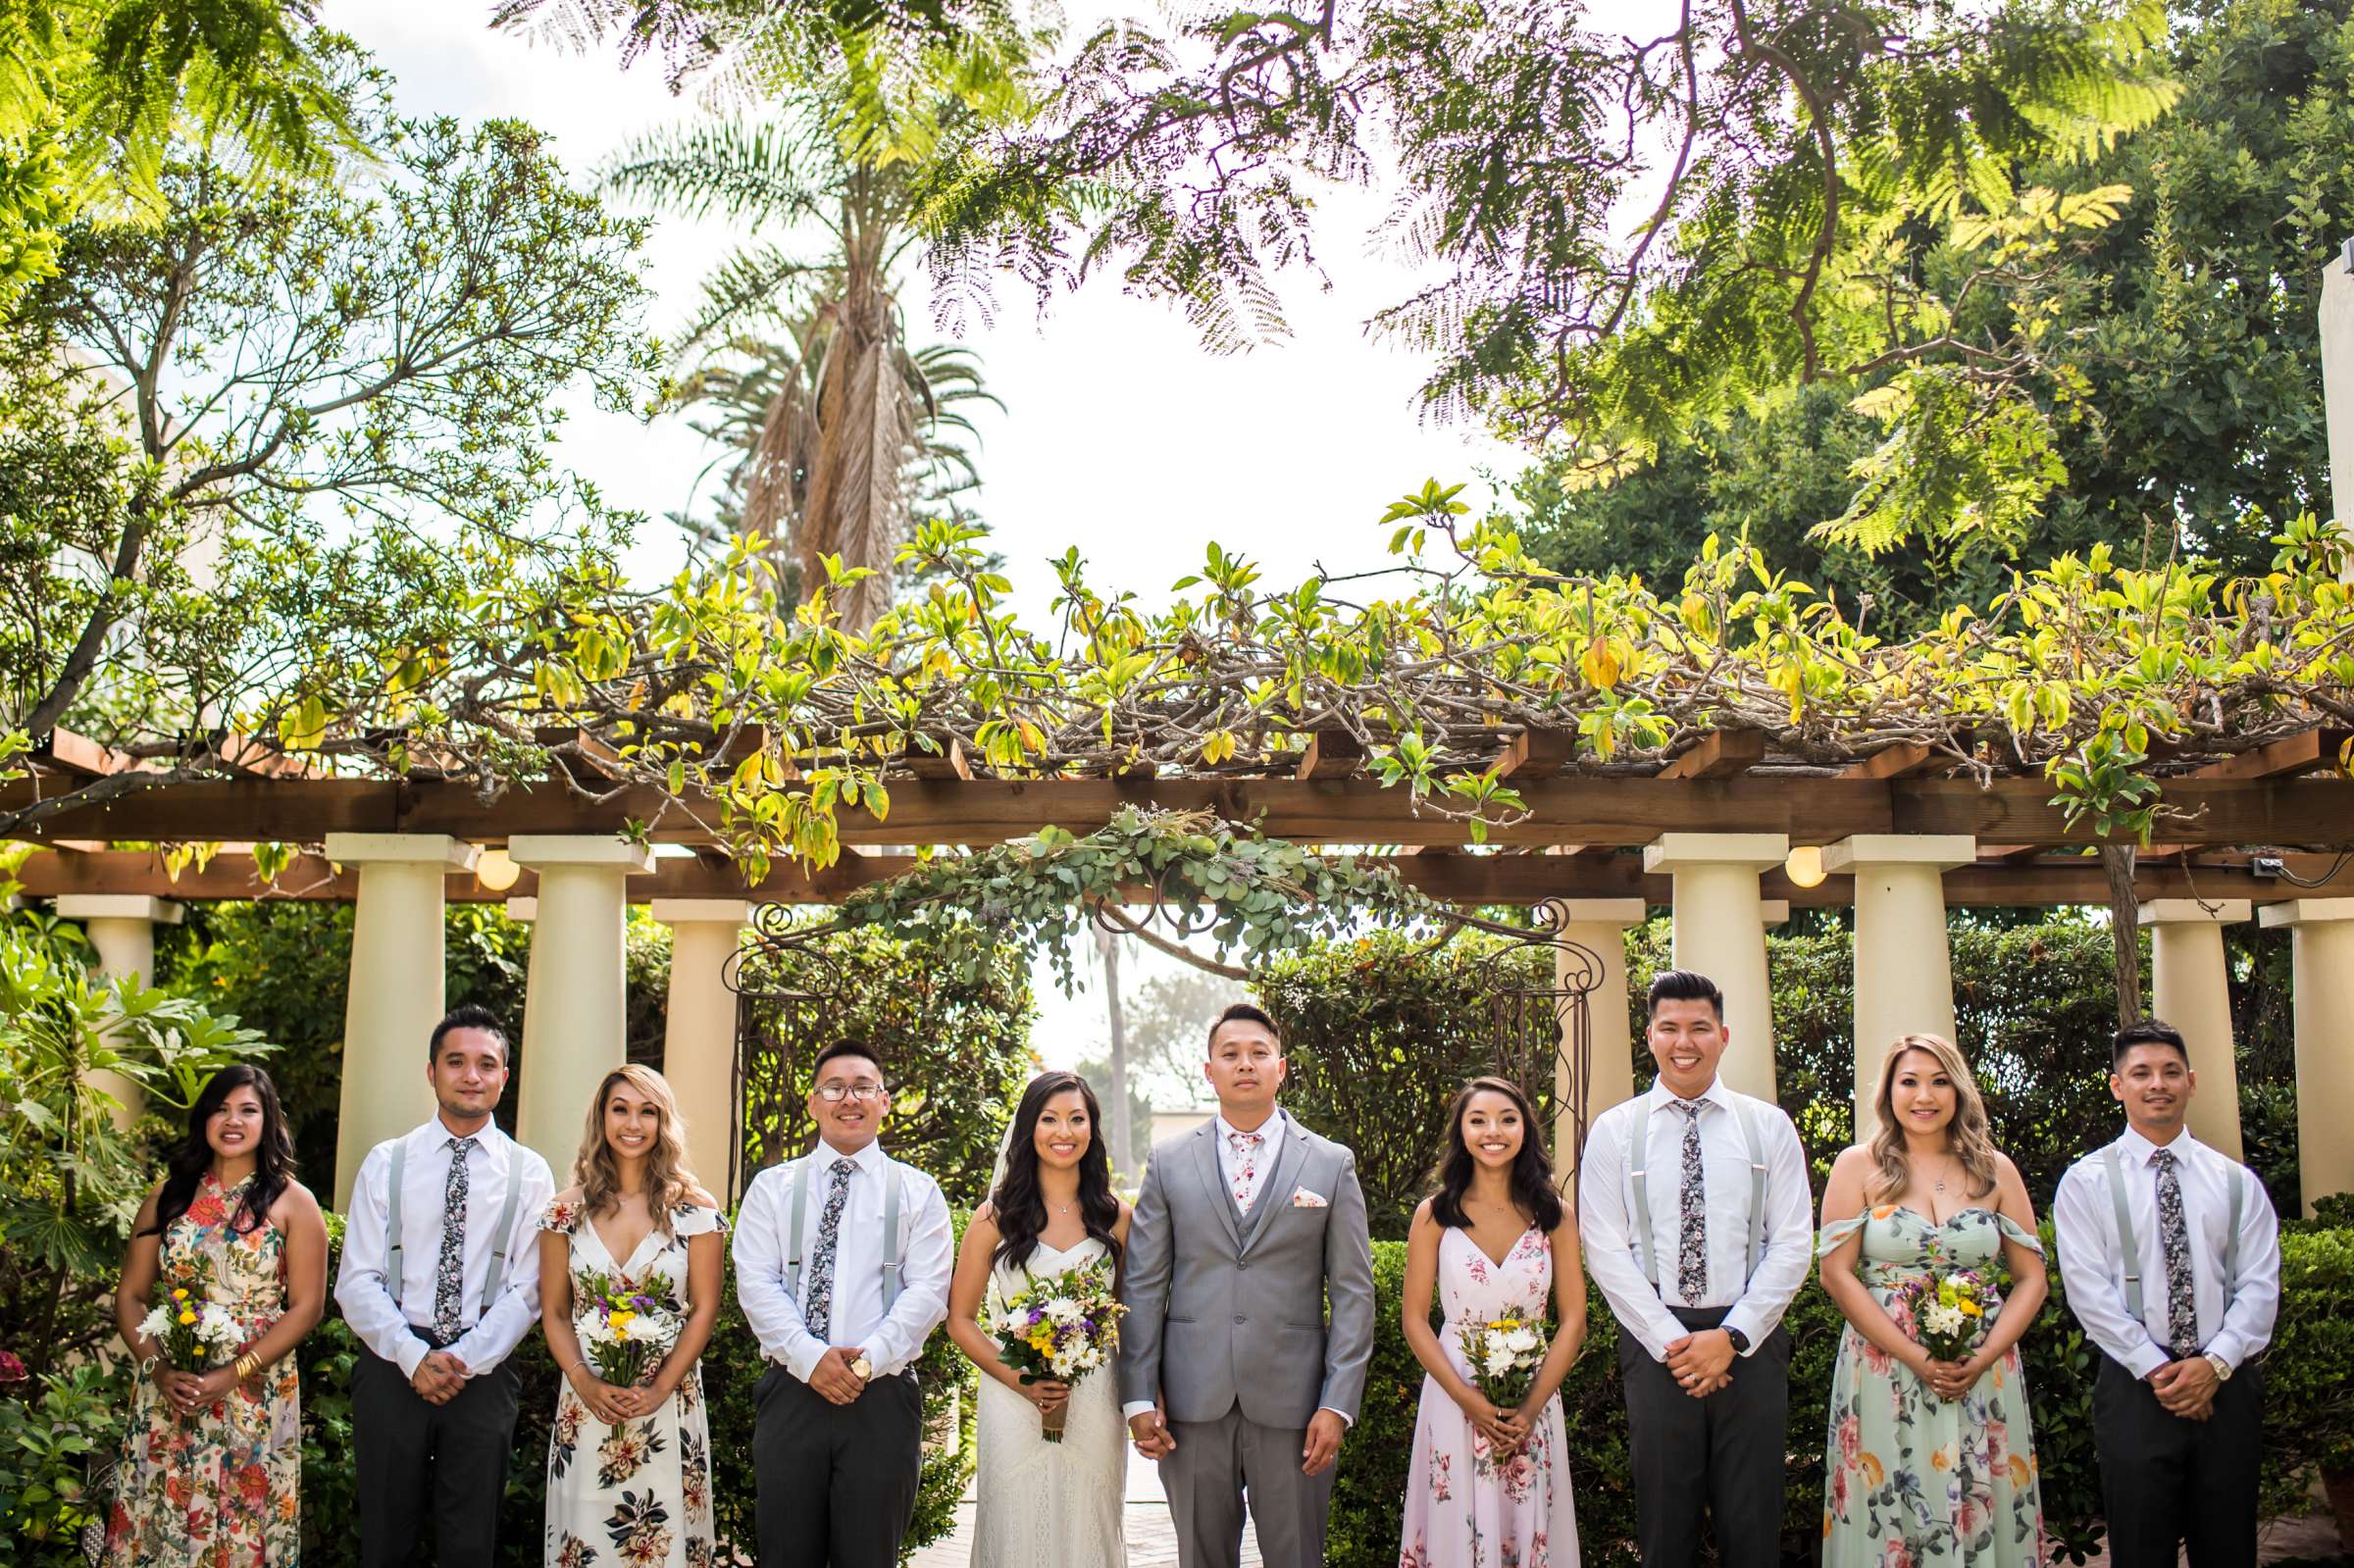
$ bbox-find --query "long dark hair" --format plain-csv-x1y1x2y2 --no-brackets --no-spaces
1428,1076,1563,1235
142,1065,294,1239
990,1072,1122,1277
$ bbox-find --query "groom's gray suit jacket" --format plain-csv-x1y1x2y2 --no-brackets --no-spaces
1116,1114,1376,1430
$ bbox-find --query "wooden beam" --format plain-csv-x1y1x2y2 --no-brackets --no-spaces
1295,731,1365,781
2191,729,2354,781
1839,742,1947,781
1490,729,1576,781
32,728,146,778
902,735,972,781
10,773,2354,849
535,726,627,784
1656,730,1765,781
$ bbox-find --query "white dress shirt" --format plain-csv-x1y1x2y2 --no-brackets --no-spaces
2052,1126,2280,1379
333,1115,554,1380
1214,1108,1289,1212
1577,1077,1814,1363
732,1138,954,1384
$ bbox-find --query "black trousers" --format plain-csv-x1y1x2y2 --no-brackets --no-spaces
351,1341,522,1568
2093,1351,2264,1568
753,1364,924,1568
1618,1305,1791,1568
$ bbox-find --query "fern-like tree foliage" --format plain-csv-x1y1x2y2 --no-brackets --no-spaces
598,16,1039,632
0,0,363,304
899,0,2176,553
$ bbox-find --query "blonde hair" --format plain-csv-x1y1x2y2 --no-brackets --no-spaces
572,1064,700,1239
1867,1034,1999,1205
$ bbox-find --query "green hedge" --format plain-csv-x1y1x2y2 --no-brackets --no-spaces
1326,1226,2354,1568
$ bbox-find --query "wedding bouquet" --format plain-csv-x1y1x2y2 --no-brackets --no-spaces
573,1268,683,1436
1905,1268,1992,1362
136,1260,244,1378
984,1256,1126,1442
1458,1314,1549,1409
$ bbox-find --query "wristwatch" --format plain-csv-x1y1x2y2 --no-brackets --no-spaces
849,1355,873,1382
1723,1327,1752,1355
2203,1351,2231,1383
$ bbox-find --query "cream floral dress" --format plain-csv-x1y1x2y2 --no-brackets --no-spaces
1399,1225,1578,1568
541,1198,724,1568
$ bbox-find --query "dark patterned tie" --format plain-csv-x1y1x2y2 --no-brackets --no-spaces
2151,1146,2199,1352
1675,1100,1709,1302
803,1157,860,1340
434,1137,475,1340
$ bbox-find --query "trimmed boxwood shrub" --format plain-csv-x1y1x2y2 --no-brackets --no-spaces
1325,1226,2354,1568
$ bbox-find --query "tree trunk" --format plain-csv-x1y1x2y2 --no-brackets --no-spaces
1096,923,1134,1180
2103,843,2144,1028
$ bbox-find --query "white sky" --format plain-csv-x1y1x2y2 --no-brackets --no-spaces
333,0,1664,1088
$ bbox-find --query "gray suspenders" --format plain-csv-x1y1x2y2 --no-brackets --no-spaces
780,1152,910,1314
1626,1093,1769,1291
2099,1141,2244,1329
382,1135,526,1322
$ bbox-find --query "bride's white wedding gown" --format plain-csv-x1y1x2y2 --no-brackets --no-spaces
971,1236,1128,1567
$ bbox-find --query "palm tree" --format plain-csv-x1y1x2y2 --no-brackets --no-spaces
603,31,1030,633
670,314,1000,564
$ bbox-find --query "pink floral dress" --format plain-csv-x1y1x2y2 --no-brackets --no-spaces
1818,1206,2048,1568
1400,1225,1578,1568
103,1170,302,1568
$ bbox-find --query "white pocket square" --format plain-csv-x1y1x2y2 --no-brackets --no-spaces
1290,1188,1329,1208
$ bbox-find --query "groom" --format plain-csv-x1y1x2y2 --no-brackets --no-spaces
1119,1002,1376,1568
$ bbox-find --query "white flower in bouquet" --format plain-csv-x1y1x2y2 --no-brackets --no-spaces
136,1304,172,1341
1922,1301,1967,1340
1503,1326,1541,1354
196,1304,245,1357
1046,1297,1082,1325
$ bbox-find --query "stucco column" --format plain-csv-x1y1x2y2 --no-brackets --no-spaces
2139,899,2250,1160
1642,833,1789,1101
2258,898,2354,1214
508,836,656,1181
1546,898,1647,1194
2322,239,2354,548
1823,835,1975,1138
653,899,751,1197
327,834,478,1209
56,893,184,1129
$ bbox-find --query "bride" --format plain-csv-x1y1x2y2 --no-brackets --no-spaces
947,1071,1133,1567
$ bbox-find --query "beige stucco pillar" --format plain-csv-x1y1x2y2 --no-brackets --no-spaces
508,836,656,1181
1546,897,1647,1194
56,893,184,1129
1823,835,1975,1138
2258,898,2354,1213
2322,241,2354,549
652,899,750,1196
1643,833,1789,1101
2139,899,2250,1160
326,834,478,1209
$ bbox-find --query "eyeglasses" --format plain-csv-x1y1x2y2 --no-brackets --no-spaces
813,1084,887,1102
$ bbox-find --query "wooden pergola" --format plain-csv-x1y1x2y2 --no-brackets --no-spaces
10,723,2354,1217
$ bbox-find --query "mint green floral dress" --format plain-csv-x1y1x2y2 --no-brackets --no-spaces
1818,1206,2048,1568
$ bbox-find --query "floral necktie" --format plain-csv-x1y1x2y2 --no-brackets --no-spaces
2151,1146,2199,1351
804,1157,859,1340
1675,1101,1709,1303
434,1137,475,1340
1228,1130,1265,1213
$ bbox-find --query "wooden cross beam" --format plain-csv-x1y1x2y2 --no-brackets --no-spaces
1656,730,1765,780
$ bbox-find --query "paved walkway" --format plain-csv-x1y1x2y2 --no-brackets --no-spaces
907,1460,1264,1568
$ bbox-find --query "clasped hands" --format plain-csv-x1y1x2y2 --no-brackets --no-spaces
1127,1404,1348,1476
409,1348,471,1406
2148,1355,2220,1422
154,1355,261,1414
1663,1328,1736,1398
1903,1346,1989,1403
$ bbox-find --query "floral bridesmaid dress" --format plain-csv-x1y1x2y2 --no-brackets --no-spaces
541,1198,725,1568
1399,1225,1578,1568
1818,1206,2049,1568
104,1170,302,1567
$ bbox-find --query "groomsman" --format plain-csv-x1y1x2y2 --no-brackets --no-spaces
333,1004,554,1568
735,1039,955,1568
1578,969,1813,1568
2054,1018,2281,1568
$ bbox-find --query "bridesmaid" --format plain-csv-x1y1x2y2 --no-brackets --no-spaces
539,1065,725,1568
105,1064,329,1567
1818,1035,2050,1568
1399,1077,1585,1568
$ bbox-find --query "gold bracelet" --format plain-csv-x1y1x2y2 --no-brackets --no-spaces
233,1353,259,1381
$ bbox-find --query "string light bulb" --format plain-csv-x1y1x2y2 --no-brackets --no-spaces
475,847,520,892
1783,844,1827,889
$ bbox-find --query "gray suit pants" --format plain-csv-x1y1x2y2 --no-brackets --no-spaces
1160,1403,1335,1568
